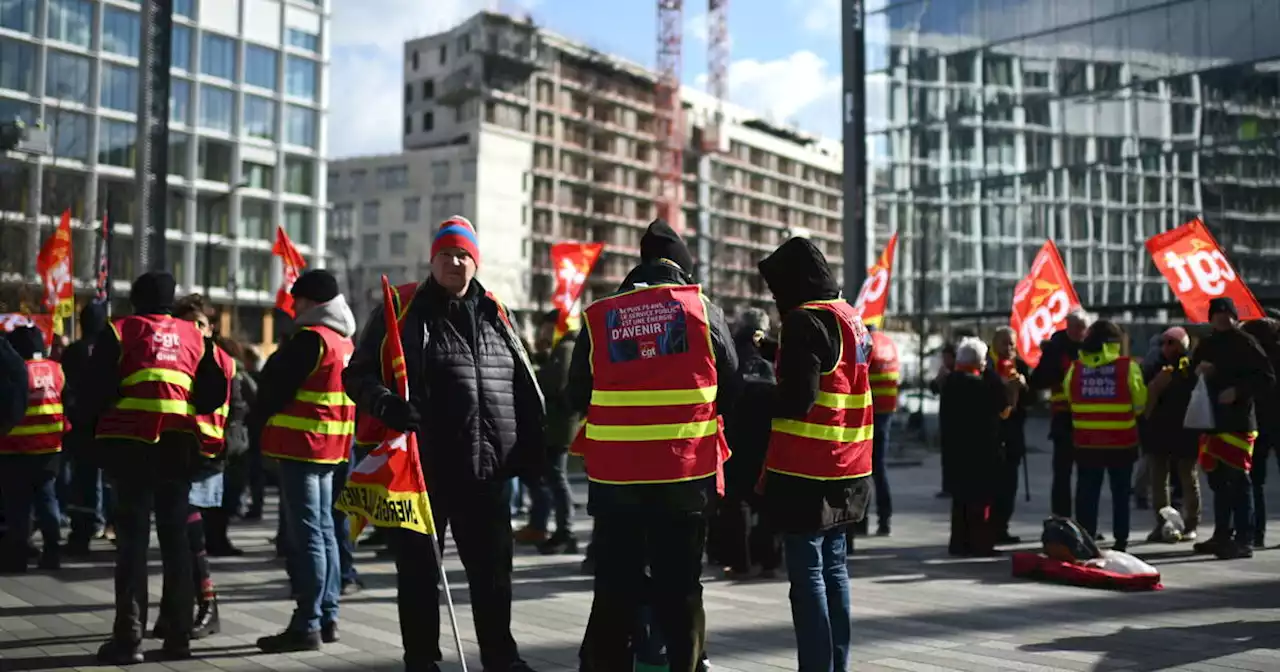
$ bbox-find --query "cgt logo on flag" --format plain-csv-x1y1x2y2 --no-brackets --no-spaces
1010,240,1081,368
1145,218,1263,323
1163,238,1236,297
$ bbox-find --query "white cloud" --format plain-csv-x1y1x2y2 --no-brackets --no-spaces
326,0,540,158
718,50,843,136
794,0,839,35
686,12,708,43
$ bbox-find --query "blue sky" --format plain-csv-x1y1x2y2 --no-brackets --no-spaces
327,0,848,157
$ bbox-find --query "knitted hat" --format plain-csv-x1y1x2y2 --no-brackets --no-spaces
1208,297,1238,320
130,271,176,313
291,269,340,303
431,216,480,265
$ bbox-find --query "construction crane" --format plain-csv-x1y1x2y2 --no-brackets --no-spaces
706,0,728,153
655,0,684,231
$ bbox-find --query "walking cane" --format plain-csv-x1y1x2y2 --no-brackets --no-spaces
427,517,468,672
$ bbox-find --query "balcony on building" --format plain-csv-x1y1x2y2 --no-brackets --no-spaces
438,66,483,105
480,14,548,76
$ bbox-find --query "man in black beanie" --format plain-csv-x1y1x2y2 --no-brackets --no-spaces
567,219,737,672
86,271,230,664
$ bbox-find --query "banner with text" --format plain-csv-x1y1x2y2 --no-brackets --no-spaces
1010,240,1082,368
851,232,898,328
1145,218,1263,323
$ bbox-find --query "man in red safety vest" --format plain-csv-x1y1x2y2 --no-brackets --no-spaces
569,220,738,672
0,325,68,573
88,271,229,665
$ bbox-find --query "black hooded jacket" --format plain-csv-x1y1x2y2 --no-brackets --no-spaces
0,335,28,434
61,301,107,453
1190,326,1274,434
756,237,871,534
566,256,739,516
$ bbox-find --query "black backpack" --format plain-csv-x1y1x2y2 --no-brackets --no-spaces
1041,516,1102,562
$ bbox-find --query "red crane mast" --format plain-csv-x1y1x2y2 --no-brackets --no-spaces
655,0,684,231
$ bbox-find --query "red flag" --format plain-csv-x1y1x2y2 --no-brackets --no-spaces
550,242,604,344
272,226,307,317
336,275,435,540
1145,218,1264,323
1010,241,1082,368
36,210,74,336
851,233,898,328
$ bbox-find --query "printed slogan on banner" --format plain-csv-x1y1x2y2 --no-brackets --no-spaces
606,300,689,363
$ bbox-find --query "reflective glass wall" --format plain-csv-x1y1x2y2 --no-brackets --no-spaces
864,0,1280,315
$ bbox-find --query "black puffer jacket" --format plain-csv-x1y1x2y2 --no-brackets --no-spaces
344,277,545,500
0,335,27,434
1190,326,1274,434
723,339,774,501
565,260,739,515
757,237,872,535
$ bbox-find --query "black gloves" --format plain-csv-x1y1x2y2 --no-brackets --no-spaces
375,394,421,433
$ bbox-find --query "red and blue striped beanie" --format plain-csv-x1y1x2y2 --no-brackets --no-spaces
431,216,480,265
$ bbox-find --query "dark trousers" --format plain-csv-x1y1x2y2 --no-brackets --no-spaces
949,498,993,555
714,495,780,574
1251,434,1276,543
332,451,359,585
0,454,61,563
871,413,892,522
246,444,266,515
580,510,707,672
68,457,110,544
394,484,520,670
1209,466,1254,545
112,475,194,645
1075,463,1134,543
221,452,248,516
1050,414,1074,518
529,449,574,534
188,507,215,602
992,430,1026,534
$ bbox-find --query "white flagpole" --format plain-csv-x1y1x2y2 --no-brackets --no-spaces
428,532,467,672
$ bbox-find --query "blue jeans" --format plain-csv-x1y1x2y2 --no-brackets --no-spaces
188,472,224,509
871,413,892,521
331,448,359,585
1074,463,1134,543
504,477,526,516
528,450,573,533
277,461,340,633
783,530,852,672
1209,466,1253,544
68,458,109,543
0,455,61,560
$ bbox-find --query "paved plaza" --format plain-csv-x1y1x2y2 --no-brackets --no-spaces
3,441,1280,671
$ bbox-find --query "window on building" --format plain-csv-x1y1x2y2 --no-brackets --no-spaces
350,170,366,190
423,79,434,99
362,233,380,257
45,50,90,103
168,132,190,177
285,105,317,148
0,0,35,33
243,95,276,141
286,56,318,100
461,159,476,183
423,111,434,131
102,6,140,58
50,111,90,161
404,83,412,104
173,0,192,18
361,201,380,227
411,50,419,70
242,161,274,190
245,45,279,90
200,33,235,79
97,119,136,167
403,197,420,222
241,199,272,240
377,165,409,189
284,156,314,196
197,138,233,182
198,85,234,132
390,232,408,257
284,206,312,245
404,115,411,135
46,0,91,47
170,78,191,124
287,28,318,52
0,38,34,93
172,24,192,71
238,250,270,293
431,161,450,187
99,63,138,112
438,44,447,65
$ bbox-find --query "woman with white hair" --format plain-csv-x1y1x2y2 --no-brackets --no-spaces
939,337,1016,556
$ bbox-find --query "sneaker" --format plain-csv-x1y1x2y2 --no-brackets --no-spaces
1215,542,1254,560
341,579,363,596
1193,536,1227,555
257,629,322,653
96,639,144,665
1182,529,1198,542
536,531,579,555
1112,541,1128,553
321,622,340,644
875,521,891,537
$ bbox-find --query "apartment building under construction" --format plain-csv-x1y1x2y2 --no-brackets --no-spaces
328,10,848,321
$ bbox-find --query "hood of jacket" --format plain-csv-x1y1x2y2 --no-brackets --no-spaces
758,237,840,313
618,259,689,292
1079,341,1122,368
293,294,357,338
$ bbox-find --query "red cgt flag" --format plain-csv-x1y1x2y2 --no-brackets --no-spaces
1010,241,1082,368
272,226,307,317
1145,218,1264,323
550,241,604,344
851,232,898,328
36,210,75,335
337,275,435,541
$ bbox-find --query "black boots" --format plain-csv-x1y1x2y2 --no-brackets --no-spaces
152,599,220,641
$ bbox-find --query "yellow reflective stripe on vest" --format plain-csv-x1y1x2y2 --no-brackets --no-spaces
121,368,193,388
1072,403,1132,413
871,388,897,397
25,403,63,416
814,390,871,410
590,386,716,407
585,419,718,442
1219,432,1258,452
1073,419,1137,430
265,415,356,435
116,398,192,414
869,372,900,382
196,404,230,438
295,390,355,406
771,419,874,443
1050,392,1068,401
7,422,63,436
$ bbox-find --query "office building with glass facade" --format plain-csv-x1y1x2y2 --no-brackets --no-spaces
0,0,328,346
864,0,1280,319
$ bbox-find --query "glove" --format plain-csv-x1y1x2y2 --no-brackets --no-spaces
375,394,421,433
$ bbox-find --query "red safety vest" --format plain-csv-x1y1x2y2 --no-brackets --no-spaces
1067,357,1139,448
262,325,356,464
868,330,900,414
192,346,235,459
573,284,728,488
0,359,68,455
1199,432,1257,472
96,315,205,443
765,299,874,480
